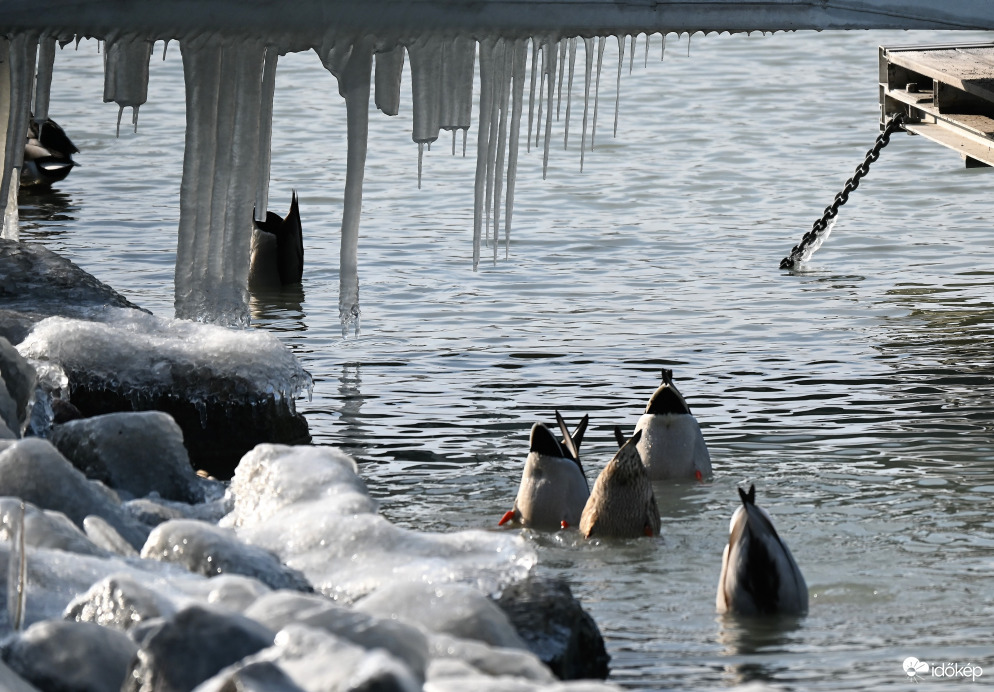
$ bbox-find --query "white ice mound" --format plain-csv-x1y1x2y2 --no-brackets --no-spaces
223,445,537,603
17,309,312,407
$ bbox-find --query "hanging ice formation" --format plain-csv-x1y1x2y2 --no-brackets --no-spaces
1,31,673,330
102,35,153,136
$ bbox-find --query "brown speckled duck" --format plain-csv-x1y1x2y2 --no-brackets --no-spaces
579,428,661,539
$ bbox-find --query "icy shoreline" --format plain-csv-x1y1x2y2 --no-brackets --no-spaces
0,242,619,691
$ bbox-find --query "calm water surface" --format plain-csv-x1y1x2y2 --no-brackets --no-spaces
20,29,994,690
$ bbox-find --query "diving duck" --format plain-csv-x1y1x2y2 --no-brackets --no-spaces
716,484,808,617
499,411,589,531
579,428,661,539
633,369,712,481
249,191,304,287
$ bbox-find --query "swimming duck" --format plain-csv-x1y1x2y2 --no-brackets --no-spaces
249,191,304,287
22,118,78,187
633,369,712,481
499,411,589,531
716,484,808,617
579,428,661,539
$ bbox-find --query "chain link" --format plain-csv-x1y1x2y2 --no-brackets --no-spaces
780,113,905,270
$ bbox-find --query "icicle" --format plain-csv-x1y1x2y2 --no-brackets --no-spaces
645,33,650,68
662,33,666,61
591,36,605,150
555,39,566,120
408,37,442,150
0,34,39,241
473,38,497,270
103,35,153,136
33,38,56,126
417,141,424,189
688,32,692,57
254,46,278,224
162,39,169,60
580,38,593,171
614,34,624,138
484,40,506,250
175,35,268,327
504,39,527,259
629,34,635,74
563,37,576,150
6,502,27,631
462,129,467,157
526,38,538,154
320,38,374,336
374,45,404,116
541,37,558,180
492,41,512,263
534,38,547,151
439,36,475,148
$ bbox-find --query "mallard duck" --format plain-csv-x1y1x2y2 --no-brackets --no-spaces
249,191,303,287
633,369,712,481
499,412,589,531
716,484,808,616
22,118,78,187
579,428,661,539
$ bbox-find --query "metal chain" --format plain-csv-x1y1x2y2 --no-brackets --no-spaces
780,113,905,270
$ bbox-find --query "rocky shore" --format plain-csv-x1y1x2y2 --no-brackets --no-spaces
0,238,618,691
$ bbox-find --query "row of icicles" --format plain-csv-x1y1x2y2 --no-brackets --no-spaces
2,31,696,332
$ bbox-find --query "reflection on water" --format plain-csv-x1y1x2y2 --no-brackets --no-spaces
18,186,78,235
718,614,805,686
249,284,308,331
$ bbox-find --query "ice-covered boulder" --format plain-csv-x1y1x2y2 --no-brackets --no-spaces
18,310,312,478
0,659,40,692
223,444,536,602
495,575,610,680
245,590,429,682
0,336,36,438
65,573,180,632
0,239,146,342
356,582,527,651
192,660,305,692
0,438,150,550
0,498,107,557
50,411,205,503
426,633,556,684
123,605,275,692
140,519,311,592
0,620,138,692
195,624,420,692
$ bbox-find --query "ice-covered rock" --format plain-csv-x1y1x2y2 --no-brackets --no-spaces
427,634,556,684
192,660,305,692
123,605,275,692
203,624,421,692
356,581,527,650
0,620,138,692
495,575,610,680
84,515,141,557
245,590,429,682
0,336,36,437
65,573,181,632
0,438,150,550
18,310,312,478
0,239,146,336
141,519,311,592
0,498,107,557
224,445,536,602
50,411,205,503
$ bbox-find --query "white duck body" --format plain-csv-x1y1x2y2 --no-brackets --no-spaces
503,418,589,531
634,369,712,481
716,484,808,617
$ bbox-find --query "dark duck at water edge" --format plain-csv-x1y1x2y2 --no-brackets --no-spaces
716,484,808,617
22,118,78,187
249,191,304,287
499,412,590,531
